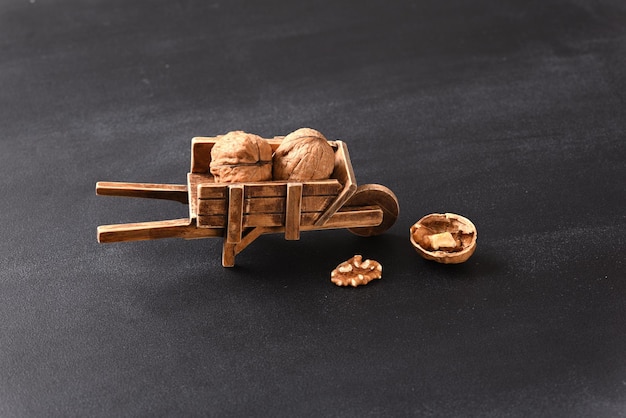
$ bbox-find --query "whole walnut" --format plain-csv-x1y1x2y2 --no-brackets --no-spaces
272,128,335,181
209,131,273,183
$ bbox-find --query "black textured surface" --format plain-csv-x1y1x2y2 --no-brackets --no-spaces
1,0,625,416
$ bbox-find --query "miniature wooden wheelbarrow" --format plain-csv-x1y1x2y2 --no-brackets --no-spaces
96,136,399,267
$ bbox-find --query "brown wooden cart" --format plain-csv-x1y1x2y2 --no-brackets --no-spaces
96,136,399,267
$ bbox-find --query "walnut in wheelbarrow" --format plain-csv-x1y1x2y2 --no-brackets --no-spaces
210,131,273,182
273,128,335,181
410,213,477,264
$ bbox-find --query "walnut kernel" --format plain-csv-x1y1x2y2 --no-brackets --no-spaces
331,255,382,287
427,232,457,250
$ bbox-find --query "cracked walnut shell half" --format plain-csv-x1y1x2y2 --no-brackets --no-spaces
331,255,382,287
410,213,477,264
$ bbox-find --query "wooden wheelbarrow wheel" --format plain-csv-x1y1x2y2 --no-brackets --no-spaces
346,184,399,237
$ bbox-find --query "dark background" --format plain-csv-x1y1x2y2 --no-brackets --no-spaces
1,0,625,416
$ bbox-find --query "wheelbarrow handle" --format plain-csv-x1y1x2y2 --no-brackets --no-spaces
97,218,223,243
96,181,188,204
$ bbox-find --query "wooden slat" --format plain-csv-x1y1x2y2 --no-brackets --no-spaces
234,227,271,256
285,183,302,240
226,184,244,244
196,195,336,216
197,206,383,229
196,215,227,227
311,206,383,229
96,181,188,204
196,183,227,199
314,141,357,226
197,198,228,215
303,181,340,196
187,173,214,218
97,218,222,243
196,179,342,199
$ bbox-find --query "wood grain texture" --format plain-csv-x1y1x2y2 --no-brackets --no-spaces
96,182,188,203
195,179,343,228
345,184,399,237
284,182,302,240
98,136,394,266
197,206,382,229
197,195,336,216
97,218,222,243
196,179,341,199
226,184,244,244
314,141,357,226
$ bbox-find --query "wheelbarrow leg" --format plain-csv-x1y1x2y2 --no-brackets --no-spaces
222,227,275,267
222,242,237,267
222,184,244,267
221,182,303,266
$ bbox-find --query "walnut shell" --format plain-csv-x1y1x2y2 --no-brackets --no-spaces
272,128,335,181
209,131,273,183
410,213,477,264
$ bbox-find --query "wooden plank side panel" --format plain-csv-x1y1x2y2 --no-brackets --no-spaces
197,179,341,199
196,182,227,199
195,179,342,227
188,173,212,218
197,195,336,217
197,215,227,227
197,199,228,216
197,206,382,229
302,180,342,197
